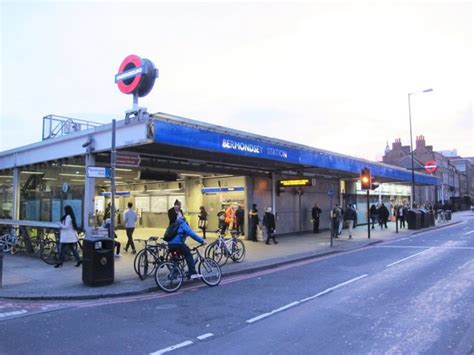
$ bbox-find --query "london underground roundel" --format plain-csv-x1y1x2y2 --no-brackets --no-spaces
115,55,158,97
424,160,437,173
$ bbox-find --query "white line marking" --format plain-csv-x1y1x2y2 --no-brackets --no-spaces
0,310,27,318
386,249,431,267
150,340,193,355
246,274,368,324
463,227,470,230
375,245,474,250
196,333,214,340
464,230,474,235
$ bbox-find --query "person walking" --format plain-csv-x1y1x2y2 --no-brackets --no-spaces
263,207,278,245
168,199,184,224
330,205,341,239
198,206,208,239
337,204,344,236
311,203,322,233
343,204,357,239
55,205,81,268
248,203,259,242
370,204,378,229
379,203,389,228
235,205,245,236
124,202,137,254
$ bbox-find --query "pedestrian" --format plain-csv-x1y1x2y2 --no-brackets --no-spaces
103,218,122,256
343,204,357,239
217,209,227,233
248,203,259,242
224,204,235,230
311,203,322,233
168,199,184,224
263,207,278,245
54,205,81,268
104,202,111,220
337,205,344,236
330,205,341,239
235,205,245,236
198,206,208,239
379,203,389,228
124,202,137,254
370,204,378,229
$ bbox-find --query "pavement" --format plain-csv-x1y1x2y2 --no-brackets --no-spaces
0,212,468,300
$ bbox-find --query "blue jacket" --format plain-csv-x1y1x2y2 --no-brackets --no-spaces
168,218,204,245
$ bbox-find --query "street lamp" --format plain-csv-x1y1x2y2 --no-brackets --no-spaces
408,88,433,209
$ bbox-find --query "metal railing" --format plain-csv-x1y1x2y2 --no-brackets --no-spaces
42,115,103,140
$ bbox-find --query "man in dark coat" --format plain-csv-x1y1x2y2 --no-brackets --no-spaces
235,205,245,236
248,203,259,242
311,203,322,233
168,199,184,225
263,207,278,245
379,203,389,228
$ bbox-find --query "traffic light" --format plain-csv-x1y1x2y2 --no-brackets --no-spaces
360,168,371,190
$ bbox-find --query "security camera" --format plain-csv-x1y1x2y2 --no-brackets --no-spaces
82,137,94,149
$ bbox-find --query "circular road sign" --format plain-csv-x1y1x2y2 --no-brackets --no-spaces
115,54,158,97
424,160,437,173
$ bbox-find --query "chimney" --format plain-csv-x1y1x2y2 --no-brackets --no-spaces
392,138,402,150
416,135,426,150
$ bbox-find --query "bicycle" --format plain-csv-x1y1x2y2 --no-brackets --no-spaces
40,230,84,265
154,244,221,293
133,236,168,280
205,229,246,266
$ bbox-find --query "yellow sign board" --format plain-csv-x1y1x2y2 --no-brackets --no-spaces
278,179,312,187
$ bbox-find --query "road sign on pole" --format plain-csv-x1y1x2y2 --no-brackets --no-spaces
86,167,111,179
116,152,141,167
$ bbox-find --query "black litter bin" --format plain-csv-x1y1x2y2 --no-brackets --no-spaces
418,209,430,228
82,238,114,287
406,209,421,230
446,210,452,221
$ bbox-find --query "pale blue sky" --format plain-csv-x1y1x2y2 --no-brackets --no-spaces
1,1,472,160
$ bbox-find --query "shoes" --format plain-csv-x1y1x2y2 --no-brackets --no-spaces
75,261,82,267
124,249,128,253
115,254,122,257
334,236,339,239
190,274,202,280
274,241,279,244
54,263,63,268
265,242,270,245
131,250,136,254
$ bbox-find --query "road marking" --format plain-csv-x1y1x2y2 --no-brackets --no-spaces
246,274,368,324
386,249,431,267
150,340,193,355
375,245,474,250
463,227,470,230
196,333,214,340
464,230,474,235
0,310,27,318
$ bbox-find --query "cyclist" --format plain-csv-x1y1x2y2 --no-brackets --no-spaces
167,217,206,279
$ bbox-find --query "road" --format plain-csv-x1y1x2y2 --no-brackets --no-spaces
1,216,473,354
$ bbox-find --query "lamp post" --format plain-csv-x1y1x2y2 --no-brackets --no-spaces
408,88,433,209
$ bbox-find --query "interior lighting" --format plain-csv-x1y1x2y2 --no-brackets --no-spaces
20,171,44,174
42,178,58,181
0,175,13,178
59,173,85,177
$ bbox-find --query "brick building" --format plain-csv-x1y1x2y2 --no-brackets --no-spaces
382,135,473,209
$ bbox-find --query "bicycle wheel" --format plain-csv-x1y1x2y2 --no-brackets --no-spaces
133,249,146,276
210,243,228,266
230,240,246,263
204,241,215,258
198,258,222,287
40,240,59,265
154,262,184,293
0,234,13,253
137,250,157,280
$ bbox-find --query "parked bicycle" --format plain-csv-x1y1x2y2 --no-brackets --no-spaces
40,230,84,265
205,229,246,266
154,244,221,293
133,236,168,280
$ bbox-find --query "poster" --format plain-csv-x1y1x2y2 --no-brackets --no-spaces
150,196,168,213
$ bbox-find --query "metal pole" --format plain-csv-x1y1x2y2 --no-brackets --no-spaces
408,93,415,209
367,189,370,239
110,120,116,239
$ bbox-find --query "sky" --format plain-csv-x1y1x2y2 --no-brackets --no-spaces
1,0,473,161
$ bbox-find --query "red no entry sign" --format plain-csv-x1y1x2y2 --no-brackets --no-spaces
424,160,437,173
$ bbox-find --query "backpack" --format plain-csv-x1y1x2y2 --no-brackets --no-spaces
163,222,180,242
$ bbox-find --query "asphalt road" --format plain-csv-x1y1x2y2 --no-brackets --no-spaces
1,216,473,355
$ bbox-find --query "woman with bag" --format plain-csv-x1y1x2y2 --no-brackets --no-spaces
198,206,208,239
55,205,82,268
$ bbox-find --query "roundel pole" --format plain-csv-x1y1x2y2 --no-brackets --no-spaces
115,54,159,123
